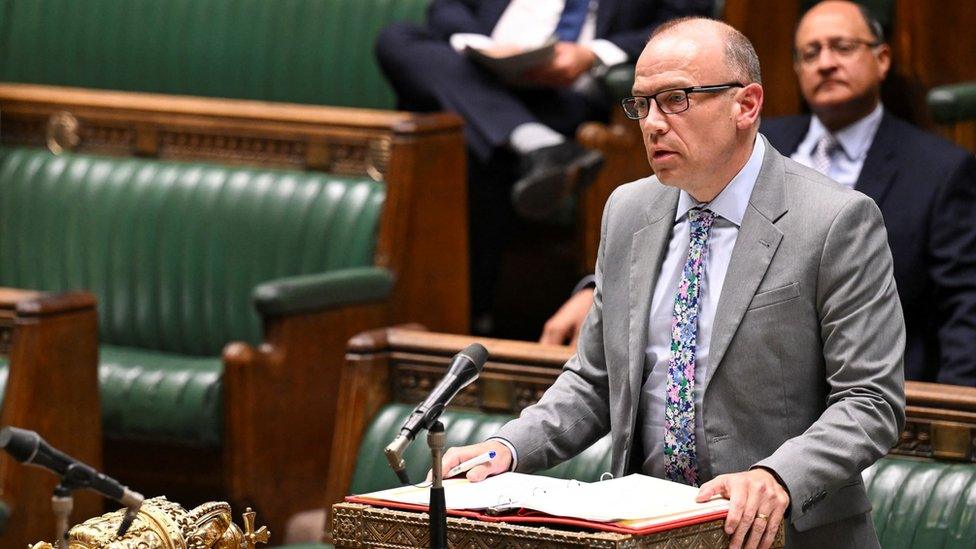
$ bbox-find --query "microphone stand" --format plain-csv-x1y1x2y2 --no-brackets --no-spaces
427,420,448,549
52,483,75,543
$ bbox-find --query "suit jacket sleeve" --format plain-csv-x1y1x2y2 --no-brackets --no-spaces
929,154,976,386
601,0,715,60
426,0,485,40
493,191,617,472
755,193,905,523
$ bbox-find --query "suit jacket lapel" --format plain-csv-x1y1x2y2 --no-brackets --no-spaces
626,187,679,427
854,113,899,206
702,138,787,393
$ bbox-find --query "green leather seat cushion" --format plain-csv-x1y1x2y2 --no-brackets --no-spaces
99,345,222,447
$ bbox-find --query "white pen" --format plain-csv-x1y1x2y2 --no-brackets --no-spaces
446,450,496,478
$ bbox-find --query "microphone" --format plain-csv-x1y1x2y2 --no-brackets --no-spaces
0,426,144,536
384,343,488,483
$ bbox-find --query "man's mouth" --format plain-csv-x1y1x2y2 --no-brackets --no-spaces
652,149,678,160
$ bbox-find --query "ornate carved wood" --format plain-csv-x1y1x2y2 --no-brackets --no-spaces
0,83,469,334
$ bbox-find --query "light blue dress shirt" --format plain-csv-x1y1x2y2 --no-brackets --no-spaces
637,137,765,479
790,104,884,189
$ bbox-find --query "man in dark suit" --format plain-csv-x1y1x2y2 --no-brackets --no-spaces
544,1,976,387
761,0,976,386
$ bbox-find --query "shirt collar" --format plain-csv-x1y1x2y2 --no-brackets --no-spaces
807,103,884,161
675,136,765,227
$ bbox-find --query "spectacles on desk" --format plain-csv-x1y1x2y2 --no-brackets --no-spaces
621,82,745,119
794,38,881,65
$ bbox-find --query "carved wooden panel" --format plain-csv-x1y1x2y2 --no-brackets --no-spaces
331,502,785,549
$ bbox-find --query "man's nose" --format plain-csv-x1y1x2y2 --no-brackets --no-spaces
814,47,840,71
641,101,670,135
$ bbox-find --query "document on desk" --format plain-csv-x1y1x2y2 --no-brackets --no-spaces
356,472,729,525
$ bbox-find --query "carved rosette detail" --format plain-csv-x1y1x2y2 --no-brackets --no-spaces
895,420,933,457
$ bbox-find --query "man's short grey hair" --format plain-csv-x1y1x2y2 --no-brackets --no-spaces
649,17,763,85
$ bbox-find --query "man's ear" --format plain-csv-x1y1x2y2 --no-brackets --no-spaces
875,43,892,80
735,83,763,130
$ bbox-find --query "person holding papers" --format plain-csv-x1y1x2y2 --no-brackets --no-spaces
441,17,905,549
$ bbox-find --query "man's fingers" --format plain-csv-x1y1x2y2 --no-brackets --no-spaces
757,509,783,549
722,479,747,535
696,477,726,502
743,506,772,549
466,463,494,482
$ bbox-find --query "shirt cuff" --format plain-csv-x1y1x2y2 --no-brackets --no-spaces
488,437,519,471
449,33,494,54
572,274,597,295
587,39,628,73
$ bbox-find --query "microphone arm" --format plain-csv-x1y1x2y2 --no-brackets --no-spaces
384,343,488,485
0,426,144,536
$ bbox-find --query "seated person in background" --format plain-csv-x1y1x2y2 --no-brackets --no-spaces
377,0,712,334
544,0,976,387
376,0,713,219
446,17,905,549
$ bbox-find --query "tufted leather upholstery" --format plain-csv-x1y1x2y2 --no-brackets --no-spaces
864,456,976,548
350,403,612,496
0,148,386,445
928,82,976,124
0,0,429,109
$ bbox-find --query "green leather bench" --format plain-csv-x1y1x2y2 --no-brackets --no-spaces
0,146,394,538
928,82,976,125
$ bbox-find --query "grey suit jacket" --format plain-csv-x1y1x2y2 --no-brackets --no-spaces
495,137,906,547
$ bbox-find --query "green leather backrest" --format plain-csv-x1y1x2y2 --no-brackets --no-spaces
349,403,612,495
0,0,429,109
864,456,976,549
0,148,385,356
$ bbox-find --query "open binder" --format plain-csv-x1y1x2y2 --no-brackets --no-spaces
346,472,729,535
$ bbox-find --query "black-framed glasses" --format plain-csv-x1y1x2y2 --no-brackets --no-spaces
621,82,744,119
795,38,881,65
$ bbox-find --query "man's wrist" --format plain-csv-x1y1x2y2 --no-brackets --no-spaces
488,437,518,471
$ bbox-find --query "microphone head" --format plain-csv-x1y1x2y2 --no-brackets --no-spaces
0,426,39,463
459,343,489,371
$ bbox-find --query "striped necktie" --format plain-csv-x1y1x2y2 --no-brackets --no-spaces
812,133,839,175
664,207,715,487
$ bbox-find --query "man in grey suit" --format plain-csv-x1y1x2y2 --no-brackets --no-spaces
442,17,905,549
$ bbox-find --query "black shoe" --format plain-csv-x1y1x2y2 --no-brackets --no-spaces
510,141,604,221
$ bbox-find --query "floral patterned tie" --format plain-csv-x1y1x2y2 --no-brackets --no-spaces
664,207,715,486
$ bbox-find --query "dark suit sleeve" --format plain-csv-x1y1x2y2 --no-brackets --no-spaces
929,154,976,386
426,0,485,40
601,0,715,60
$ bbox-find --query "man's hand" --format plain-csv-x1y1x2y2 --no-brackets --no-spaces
523,42,597,88
696,469,790,549
439,440,513,482
539,288,594,346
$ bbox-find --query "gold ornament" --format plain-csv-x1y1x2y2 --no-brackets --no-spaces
29,497,270,549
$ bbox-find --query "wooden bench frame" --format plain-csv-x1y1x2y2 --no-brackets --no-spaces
0,289,101,546
310,326,976,543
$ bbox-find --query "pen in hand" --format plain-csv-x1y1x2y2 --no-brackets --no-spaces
447,450,496,478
